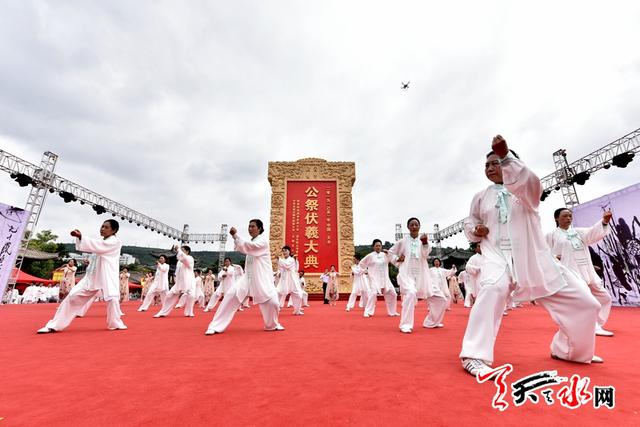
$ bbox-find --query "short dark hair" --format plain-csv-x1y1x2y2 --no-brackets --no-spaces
194,269,201,274
372,239,382,247
224,257,231,262
104,219,119,233
407,217,420,227
553,207,571,227
354,254,361,261
250,219,264,234
158,255,166,262
433,257,441,266
282,245,292,253
182,245,191,254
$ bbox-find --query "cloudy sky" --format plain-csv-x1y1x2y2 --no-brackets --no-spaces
2,0,640,252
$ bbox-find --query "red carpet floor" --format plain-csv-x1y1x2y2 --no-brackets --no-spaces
1,301,638,426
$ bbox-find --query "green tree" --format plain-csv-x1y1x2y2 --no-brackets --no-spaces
23,230,60,279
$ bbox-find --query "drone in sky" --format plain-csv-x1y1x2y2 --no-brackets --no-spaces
401,81,410,90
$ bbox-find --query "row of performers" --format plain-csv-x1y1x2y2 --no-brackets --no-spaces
36,135,616,379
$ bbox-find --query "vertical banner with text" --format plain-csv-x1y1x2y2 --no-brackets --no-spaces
0,203,29,298
285,181,339,273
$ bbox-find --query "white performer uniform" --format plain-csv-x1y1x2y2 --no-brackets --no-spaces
194,276,205,308
155,248,196,317
299,277,309,307
138,262,169,311
359,251,399,316
276,256,304,314
430,266,456,308
463,253,484,307
40,235,126,331
346,263,368,311
389,237,448,332
459,152,600,365
204,265,243,311
206,232,283,334
546,221,612,330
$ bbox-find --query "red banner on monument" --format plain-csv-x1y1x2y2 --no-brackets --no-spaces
285,181,339,274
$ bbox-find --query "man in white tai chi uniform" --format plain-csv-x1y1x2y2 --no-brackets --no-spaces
459,135,601,377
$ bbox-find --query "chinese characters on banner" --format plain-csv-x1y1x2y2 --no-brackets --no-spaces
0,203,29,298
285,181,338,273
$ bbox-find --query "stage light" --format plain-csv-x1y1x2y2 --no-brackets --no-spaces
571,171,591,185
48,188,55,193
14,173,33,187
93,205,106,215
10,173,17,179
540,189,551,201
554,185,561,191
136,223,141,226
121,216,126,220
603,163,611,169
80,201,85,205
59,191,77,203
612,152,635,168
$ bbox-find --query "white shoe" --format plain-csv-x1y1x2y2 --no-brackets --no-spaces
294,312,304,316
436,323,444,328
591,355,604,363
108,325,127,330
153,314,166,318
363,314,371,318
137,309,146,312
185,314,195,317
462,358,494,377
400,327,412,333
346,308,351,312
37,327,55,334
204,329,219,335
388,313,400,317
304,304,310,307
203,309,210,312
273,324,285,331
595,328,614,337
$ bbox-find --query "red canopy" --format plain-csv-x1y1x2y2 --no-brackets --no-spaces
11,268,57,285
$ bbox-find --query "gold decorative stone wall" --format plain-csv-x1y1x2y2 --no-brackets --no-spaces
268,158,356,293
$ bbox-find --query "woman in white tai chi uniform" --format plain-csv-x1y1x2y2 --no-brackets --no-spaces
59,260,77,300
204,257,243,312
359,240,400,316
37,220,127,333
205,219,284,334
276,246,304,315
346,255,369,312
463,244,483,308
546,208,615,337
154,245,196,318
459,135,601,377
194,269,206,309
138,255,169,311
298,271,310,307
325,265,340,306
430,258,456,310
389,217,448,333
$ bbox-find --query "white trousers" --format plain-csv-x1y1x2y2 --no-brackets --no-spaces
399,290,448,330
45,289,126,331
138,290,166,311
278,289,303,314
460,269,599,365
156,288,195,317
206,286,281,333
362,290,377,317
346,290,362,310
383,287,399,315
589,284,612,328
